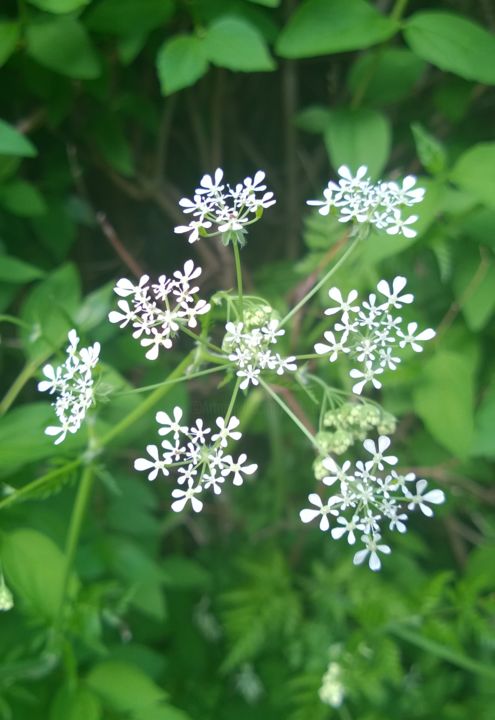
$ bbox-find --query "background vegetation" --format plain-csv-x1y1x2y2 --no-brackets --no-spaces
0,0,495,718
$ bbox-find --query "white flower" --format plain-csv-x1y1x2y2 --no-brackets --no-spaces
237,365,260,390
349,363,383,395
171,483,203,513
315,330,350,362
212,416,242,448
330,516,361,545
405,479,445,517
398,322,436,352
353,534,391,571
222,454,258,486
386,211,418,238
299,494,340,531
363,436,398,470
156,406,188,440
377,276,414,308
134,445,170,481
325,288,359,318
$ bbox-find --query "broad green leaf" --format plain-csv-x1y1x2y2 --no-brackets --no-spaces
86,0,174,35
27,0,91,12
1,528,78,621
139,707,191,720
324,108,391,179
0,22,19,67
295,105,332,134
161,556,209,589
20,263,81,359
117,32,148,65
27,18,101,79
157,35,208,95
90,113,134,176
276,0,398,58
453,255,495,331
0,255,45,283
204,17,275,71
450,143,495,209
413,351,476,459
472,378,495,459
404,12,495,85
348,48,425,106
50,686,102,720
86,661,166,713
75,281,114,331
411,123,447,176
0,180,46,216
0,119,36,157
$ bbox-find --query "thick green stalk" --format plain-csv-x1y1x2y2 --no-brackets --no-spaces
280,238,359,327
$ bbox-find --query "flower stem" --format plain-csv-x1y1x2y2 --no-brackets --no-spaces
0,354,51,416
55,463,95,633
280,237,359,328
259,378,319,450
225,378,241,422
232,238,244,317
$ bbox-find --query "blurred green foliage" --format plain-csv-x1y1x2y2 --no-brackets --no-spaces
0,0,494,718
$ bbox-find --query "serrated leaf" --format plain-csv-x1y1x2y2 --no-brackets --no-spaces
0,119,36,157
450,143,495,209
27,17,101,79
27,0,91,12
157,35,208,95
0,22,19,67
0,255,45,283
2,528,79,622
413,351,476,459
276,0,398,58
204,17,275,71
86,0,174,36
324,107,391,179
0,180,46,216
404,11,495,85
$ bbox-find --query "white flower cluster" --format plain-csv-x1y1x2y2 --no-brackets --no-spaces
315,276,435,395
318,661,345,708
134,407,257,512
38,329,100,445
307,165,425,238
224,320,297,390
108,260,210,360
175,168,276,243
300,436,445,571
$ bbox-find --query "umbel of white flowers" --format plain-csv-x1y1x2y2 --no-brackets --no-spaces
300,436,445,571
314,276,436,395
307,164,424,237
37,330,100,444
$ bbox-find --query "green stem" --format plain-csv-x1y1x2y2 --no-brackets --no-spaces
225,378,241,422
118,363,230,395
259,379,319,450
280,238,359,328
0,354,51,416
232,238,244,317
55,463,95,633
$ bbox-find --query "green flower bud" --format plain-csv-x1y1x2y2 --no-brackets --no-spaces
328,429,353,455
313,458,328,481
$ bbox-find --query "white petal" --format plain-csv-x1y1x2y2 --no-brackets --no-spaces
300,509,320,524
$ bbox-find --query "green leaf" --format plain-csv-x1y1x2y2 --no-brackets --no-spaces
247,0,280,7
86,661,166,714
90,113,134,176
1,528,78,622
75,281,114,331
27,0,91,13
156,35,208,95
404,11,495,85
347,48,425,106
0,21,19,67
450,143,495,209
295,105,332,134
20,263,81,359
472,379,495,459
138,707,191,720
0,255,45,283
453,254,495,331
324,108,391,179
86,0,174,36
0,119,36,157
50,686,102,720
27,17,101,79
411,123,447,176
413,351,476,459
276,0,398,58
204,17,275,71
0,180,46,216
